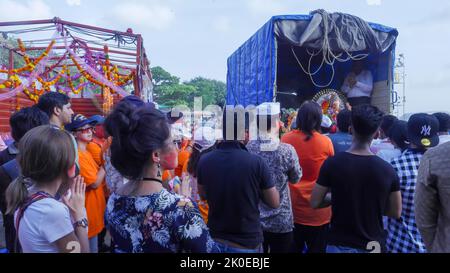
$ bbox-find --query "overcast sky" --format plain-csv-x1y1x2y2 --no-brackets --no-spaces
0,0,449,113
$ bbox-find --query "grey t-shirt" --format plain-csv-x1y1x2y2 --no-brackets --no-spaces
247,140,302,233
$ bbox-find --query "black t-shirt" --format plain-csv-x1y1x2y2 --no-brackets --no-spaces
197,141,274,249
0,165,12,215
0,162,15,252
317,152,400,251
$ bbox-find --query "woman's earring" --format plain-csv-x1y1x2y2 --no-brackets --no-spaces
157,163,162,177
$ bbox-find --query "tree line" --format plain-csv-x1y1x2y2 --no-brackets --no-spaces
151,66,226,109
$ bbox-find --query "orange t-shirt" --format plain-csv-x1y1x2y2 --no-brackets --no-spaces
281,130,334,226
87,139,105,167
162,170,173,182
87,139,109,197
78,149,106,238
175,149,191,178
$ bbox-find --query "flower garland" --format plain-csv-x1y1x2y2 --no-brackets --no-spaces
110,65,135,86
55,82,88,95
100,45,114,114
37,71,64,88
116,70,135,86
0,75,21,89
1,38,56,105
313,89,348,124
69,54,106,88
23,82,46,103
65,65,85,95
1,32,133,103
0,31,59,102
4,75,47,104
0,39,55,74
18,39,31,65
42,53,68,77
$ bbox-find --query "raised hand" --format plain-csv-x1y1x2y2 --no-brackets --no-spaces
180,174,192,198
62,175,86,221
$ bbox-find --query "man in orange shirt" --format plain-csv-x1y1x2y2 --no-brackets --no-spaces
66,114,106,253
85,115,110,252
281,101,334,253
174,138,192,178
86,115,106,167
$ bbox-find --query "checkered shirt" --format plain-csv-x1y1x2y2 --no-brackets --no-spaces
386,149,427,253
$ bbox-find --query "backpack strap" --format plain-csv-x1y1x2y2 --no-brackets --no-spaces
14,192,52,253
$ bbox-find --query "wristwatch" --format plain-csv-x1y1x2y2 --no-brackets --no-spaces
73,218,88,229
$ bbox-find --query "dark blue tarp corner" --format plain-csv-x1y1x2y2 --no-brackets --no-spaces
227,17,277,107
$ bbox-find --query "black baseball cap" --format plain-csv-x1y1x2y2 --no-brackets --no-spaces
407,113,439,148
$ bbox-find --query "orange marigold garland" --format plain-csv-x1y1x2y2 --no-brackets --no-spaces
0,39,55,74
23,82,45,103
70,55,105,88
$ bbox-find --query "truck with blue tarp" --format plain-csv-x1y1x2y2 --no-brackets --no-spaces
226,10,399,114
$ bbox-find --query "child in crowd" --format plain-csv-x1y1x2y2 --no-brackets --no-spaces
66,115,106,253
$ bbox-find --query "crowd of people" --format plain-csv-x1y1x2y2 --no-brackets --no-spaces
0,91,449,253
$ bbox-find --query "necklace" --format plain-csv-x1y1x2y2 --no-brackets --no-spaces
142,177,163,184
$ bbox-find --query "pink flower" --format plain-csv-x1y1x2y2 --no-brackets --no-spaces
145,211,163,231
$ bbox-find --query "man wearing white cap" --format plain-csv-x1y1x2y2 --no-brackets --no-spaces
246,102,302,253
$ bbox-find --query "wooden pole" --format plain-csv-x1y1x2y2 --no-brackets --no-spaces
134,35,142,98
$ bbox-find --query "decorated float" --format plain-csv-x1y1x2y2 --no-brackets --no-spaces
0,17,152,133
227,10,399,129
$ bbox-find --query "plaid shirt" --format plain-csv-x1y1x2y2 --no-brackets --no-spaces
386,149,426,253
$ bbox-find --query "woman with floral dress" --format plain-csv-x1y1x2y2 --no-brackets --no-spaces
104,101,217,253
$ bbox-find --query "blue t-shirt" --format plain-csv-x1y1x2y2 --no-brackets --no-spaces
329,132,353,154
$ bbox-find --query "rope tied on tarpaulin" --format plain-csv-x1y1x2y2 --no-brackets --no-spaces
291,9,370,88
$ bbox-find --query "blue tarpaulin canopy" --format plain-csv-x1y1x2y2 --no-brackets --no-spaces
226,12,399,108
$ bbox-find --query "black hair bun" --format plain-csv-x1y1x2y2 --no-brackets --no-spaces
105,104,171,181
105,101,136,137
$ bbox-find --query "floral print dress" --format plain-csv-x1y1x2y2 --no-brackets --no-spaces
105,188,217,253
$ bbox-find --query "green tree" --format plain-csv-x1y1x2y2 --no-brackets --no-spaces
185,77,226,107
1,37,27,70
152,66,193,108
156,84,196,108
151,66,226,108
151,66,180,86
